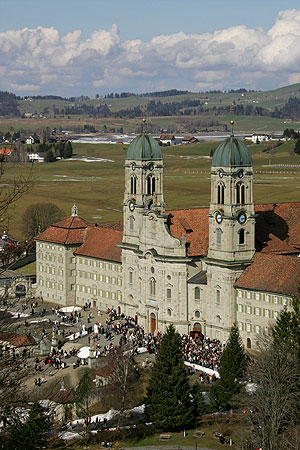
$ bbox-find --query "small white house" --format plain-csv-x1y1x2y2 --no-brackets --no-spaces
28,152,44,163
159,134,176,146
245,134,270,143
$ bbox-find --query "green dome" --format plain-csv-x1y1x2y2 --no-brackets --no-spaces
212,135,252,167
126,133,162,161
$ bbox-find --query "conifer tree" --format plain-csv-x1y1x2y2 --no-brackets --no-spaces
209,323,246,411
145,324,194,431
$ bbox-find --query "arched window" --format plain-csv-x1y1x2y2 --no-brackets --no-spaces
239,228,245,244
150,278,156,296
167,308,172,316
130,176,137,194
194,287,200,300
217,183,224,204
129,215,135,232
195,310,200,318
216,228,222,245
216,288,221,304
236,183,245,204
147,176,156,194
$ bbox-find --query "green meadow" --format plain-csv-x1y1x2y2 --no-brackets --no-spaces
2,139,300,240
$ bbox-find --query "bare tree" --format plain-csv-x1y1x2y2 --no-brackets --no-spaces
21,202,63,238
240,339,300,450
103,346,139,427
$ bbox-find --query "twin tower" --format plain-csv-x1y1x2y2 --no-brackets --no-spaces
120,130,255,341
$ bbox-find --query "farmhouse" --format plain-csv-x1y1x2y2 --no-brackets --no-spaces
35,131,300,349
159,134,176,145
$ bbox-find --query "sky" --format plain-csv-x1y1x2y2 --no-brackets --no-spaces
1,0,300,96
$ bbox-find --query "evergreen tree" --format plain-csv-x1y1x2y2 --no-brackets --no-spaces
75,370,94,427
63,141,73,158
294,139,300,154
3,402,50,450
191,382,207,421
273,287,300,354
145,324,194,431
44,149,56,162
209,323,246,411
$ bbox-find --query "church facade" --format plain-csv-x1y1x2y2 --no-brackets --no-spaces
35,132,300,348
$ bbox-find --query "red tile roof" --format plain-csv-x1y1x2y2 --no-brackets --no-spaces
0,332,36,347
75,226,123,262
235,253,300,296
34,202,300,263
35,216,92,245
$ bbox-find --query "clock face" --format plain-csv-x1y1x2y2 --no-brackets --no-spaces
215,211,223,224
129,201,135,211
148,162,154,171
219,170,223,178
238,212,247,224
238,170,243,178
131,162,136,171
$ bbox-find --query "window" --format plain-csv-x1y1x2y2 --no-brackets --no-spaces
255,325,260,334
130,215,135,232
274,296,278,304
255,307,260,316
247,291,251,299
265,327,269,335
239,229,245,244
216,289,220,304
195,310,200,318
274,311,278,319
217,183,224,204
130,176,137,194
216,228,222,245
71,284,75,291
167,288,172,300
236,183,245,204
147,175,156,194
238,304,243,312
238,290,242,298
246,305,251,314
265,309,270,318
150,278,156,296
256,293,260,300
246,323,251,332
238,322,243,331
266,295,270,303
129,271,133,285
283,297,287,306
194,287,200,300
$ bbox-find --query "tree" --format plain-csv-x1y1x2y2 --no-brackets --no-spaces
103,346,139,427
63,141,73,159
75,370,94,429
21,202,63,238
240,341,300,450
2,401,50,450
145,324,194,431
209,323,246,411
294,139,300,155
44,149,56,162
273,287,300,355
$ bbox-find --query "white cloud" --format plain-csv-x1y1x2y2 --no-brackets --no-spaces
1,10,300,95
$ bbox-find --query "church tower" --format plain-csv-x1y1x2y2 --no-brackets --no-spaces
205,126,255,341
121,127,187,333
122,128,165,245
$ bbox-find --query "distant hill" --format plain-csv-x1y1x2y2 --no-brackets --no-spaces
2,83,300,121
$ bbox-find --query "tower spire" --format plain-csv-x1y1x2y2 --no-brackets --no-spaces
71,203,78,217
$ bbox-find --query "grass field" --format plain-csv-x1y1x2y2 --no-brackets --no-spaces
2,139,300,241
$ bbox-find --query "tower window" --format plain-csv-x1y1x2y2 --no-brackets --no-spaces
217,183,224,204
216,228,222,245
216,288,221,304
129,271,133,285
130,176,137,194
195,287,200,300
239,229,245,244
147,176,156,194
167,288,172,299
129,215,135,232
150,278,156,296
236,183,245,204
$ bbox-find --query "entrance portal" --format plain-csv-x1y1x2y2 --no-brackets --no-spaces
247,338,252,349
189,322,202,339
150,313,156,333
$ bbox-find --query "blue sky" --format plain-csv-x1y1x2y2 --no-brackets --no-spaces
0,0,300,95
